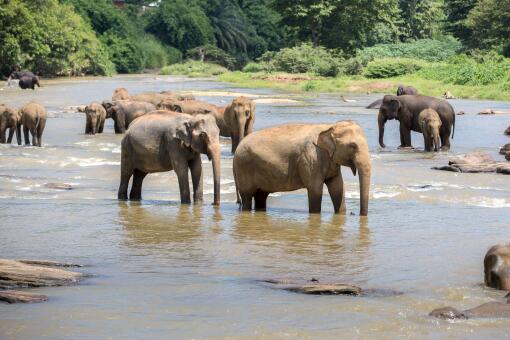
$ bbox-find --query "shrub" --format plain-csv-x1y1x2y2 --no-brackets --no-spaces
167,46,183,64
186,44,236,70
267,43,343,77
160,61,228,77
242,62,264,73
365,58,426,78
101,32,144,73
358,38,463,62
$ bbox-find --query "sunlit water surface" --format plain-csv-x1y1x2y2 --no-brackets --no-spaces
0,75,509,338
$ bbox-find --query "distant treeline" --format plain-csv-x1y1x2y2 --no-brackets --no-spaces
0,0,508,77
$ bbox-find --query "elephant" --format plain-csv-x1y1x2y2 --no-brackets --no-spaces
0,104,21,145
19,102,47,147
396,85,418,96
118,111,221,205
112,87,130,101
161,96,256,153
9,71,40,90
233,120,371,215
102,100,156,133
430,295,510,320
378,95,455,150
485,244,510,291
84,102,106,135
132,91,194,106
366,98,383,109
419,109,442,152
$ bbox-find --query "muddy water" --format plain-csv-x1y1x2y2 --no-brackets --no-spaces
1,75,509,338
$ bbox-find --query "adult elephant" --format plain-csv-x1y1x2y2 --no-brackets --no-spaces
112,87,130,101
485,244,510,291
234,120,371,216
84,102,107,135
378,95,455,150
9,71,40,90
397,85,418,96
118,112,221,205
161,96,256,153
20,102,47,147
132,91,194,106
102,100,156,133
0,104,21,145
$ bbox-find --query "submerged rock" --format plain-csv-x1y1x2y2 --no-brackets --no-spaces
0,290,48,304
433,152,510,174
44,183,74,190
478,109,510,115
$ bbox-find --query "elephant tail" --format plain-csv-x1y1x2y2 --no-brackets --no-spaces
233,162,241,205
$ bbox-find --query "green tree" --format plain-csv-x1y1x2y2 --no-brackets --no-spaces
466,0,510,55
146,0,215,52
444,0,477,42
398,0,446,41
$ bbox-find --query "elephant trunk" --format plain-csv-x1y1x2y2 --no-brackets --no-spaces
355,154,371,216
433,133,441,152
378,112,386,148
233,118,245,153
209,144,221,206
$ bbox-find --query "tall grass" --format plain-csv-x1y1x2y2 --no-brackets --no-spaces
160,61,228,77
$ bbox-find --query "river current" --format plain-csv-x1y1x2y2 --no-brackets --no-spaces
0,75,509,338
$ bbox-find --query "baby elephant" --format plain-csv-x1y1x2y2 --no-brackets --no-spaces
419,109,442,152
485,244,510,291
84,102,106,135
20,102,47,147
0,104,21,145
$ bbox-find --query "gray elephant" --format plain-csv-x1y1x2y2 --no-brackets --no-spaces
160,96,256,153
485,244,510,291
19,102,47,147
233,120,371,215
419,108,442,152
430,295,510,320
84,102,107,135
102,100,156,133
378,95,455,150
396,85,418,96
111,87,130,101
118,112,221,205
0,104,21,145
8,71,40,90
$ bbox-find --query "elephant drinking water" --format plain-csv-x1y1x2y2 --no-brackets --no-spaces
118,112,221,205
233,120,371,215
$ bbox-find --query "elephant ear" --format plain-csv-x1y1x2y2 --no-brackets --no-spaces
316,127,336,158
171,103,183,113
389,98,400,112
175,121,192,148
249,101,256,117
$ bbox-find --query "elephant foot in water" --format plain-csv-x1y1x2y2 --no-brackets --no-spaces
397,145,414,150
430,294,510,320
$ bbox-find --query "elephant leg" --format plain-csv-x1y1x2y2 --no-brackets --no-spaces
98,119,105,134
307,183,324,214
230,134,239,154
254,190,270,211
85,118,91,134
174,164,191,204
118,157,132,200
239,191,254,211
7,128,15,144
129,169,147,200
0,128,5,143
325,174,345,214
440,125,451,151
37,120,45,147
399,124,412,147
30,128,38,146
23,126,30,145
189,156,203,203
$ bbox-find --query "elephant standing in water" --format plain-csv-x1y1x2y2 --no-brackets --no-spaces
396,85,418,96
419,109,442,152
0,104,21,144
102,100,156,133
378,95,455,150
160,96,256,153
84,102,107,135
8,71,40,90
19,102,47,147
234,120,371,215
118,112,221,205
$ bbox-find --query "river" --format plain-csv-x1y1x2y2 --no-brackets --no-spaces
0,75,509,338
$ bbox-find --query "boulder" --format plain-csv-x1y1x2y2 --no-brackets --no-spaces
0,290,48,304
44,183,74,190
478,109,510,115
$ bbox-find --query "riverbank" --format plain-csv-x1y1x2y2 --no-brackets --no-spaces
218,71,510,101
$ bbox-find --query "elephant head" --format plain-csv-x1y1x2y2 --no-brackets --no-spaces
485,244,510,291
397,85,418,96
0,104,21,144
157,98,181,112
224,96,255,152
378,95,401,148
317,121,371,216
84,102,105,135
102,100,117,119
176,114,221,205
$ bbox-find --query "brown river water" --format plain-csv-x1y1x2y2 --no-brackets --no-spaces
0,75,509,338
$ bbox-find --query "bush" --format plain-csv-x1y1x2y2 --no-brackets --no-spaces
160,61,228,77
167,46,183,64
365,58,426,78
419,53,510,85
242,62,265,73
100,32,144,73
358,38,463,62
267,43,343,77
186,44,236,70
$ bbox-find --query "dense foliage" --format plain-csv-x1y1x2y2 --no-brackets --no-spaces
0,0,509,78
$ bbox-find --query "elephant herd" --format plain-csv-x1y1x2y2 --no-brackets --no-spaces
0,102,47,146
